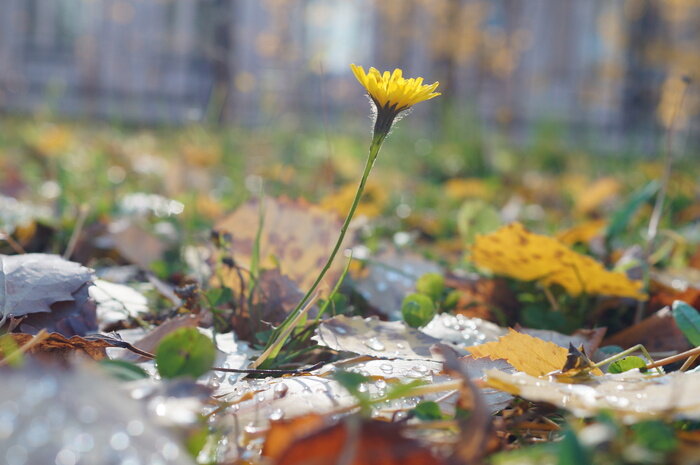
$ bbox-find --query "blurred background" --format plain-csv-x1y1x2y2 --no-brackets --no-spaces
1,0,698,150
2,0,700,264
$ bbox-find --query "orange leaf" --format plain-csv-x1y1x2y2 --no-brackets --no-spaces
263,415,445,465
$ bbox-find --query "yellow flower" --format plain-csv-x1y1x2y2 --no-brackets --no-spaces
351,64,440,138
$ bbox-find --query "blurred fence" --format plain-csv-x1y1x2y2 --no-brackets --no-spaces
0,0,698,148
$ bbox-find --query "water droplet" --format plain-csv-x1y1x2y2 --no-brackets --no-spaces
364,337,385,351
357,384,369,393
412,364,429,374
274,383,289,399
375,379,387,390
379,363,393,374
269,408,285,421
332,325,348,335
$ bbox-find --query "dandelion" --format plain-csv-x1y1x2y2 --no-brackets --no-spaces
351,64,441,142
258,65,440,367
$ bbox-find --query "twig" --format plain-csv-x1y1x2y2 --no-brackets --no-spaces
211,361,325,376
592,343,664,375
646,345,700,370
63,204,89,259
680,353,699,372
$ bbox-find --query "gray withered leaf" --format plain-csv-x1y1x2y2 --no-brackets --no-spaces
1,254,95,334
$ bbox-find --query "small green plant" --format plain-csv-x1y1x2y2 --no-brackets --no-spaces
156,327,216,379
401,293,436,328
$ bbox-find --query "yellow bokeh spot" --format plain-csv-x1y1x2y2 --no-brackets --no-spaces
320,181,388,218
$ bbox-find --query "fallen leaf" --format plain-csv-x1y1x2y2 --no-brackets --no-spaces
216,196,356,292
91,279,149,329
515,327,607,357
120,315,202,362
0,254,96,335
438,344,497,464
262,414,327,460
649,268,700,311
108,219,167,268
460,356,515,413
353,246,442,319
603,307,690,353
470,222,646,299
468,329,594,377
446,275,519,322
420,313,506,347
6,332,125,361
264,415,445,465
228,268,307,337
484,369,700,423
313,315,442,360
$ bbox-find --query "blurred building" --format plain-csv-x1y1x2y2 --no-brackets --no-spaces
0,0,698,147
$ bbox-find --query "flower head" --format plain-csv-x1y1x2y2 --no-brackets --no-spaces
351,64,440,139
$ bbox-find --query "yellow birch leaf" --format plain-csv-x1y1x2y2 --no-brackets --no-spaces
470,222,646,299
467,329,570,377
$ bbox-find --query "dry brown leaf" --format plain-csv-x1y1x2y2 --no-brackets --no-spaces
446,275,519,322
471,222,646,299
227,268,306,338
468,329,577,377
108,220,167,268
216,196,356,293
6,333,114,361
603,307,690,353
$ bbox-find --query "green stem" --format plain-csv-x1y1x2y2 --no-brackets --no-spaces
262,135,386,355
